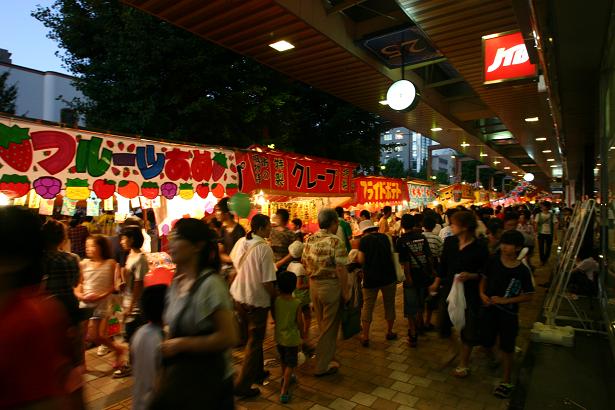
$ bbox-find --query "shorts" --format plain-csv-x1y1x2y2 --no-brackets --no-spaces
79,296,109,319
481,306,519,353
277,345,299,368
460,306,481,346
403,285,425,317
293,288,311,309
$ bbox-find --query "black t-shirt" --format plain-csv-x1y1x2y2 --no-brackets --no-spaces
222,223,246,255
396,231,432,276
359,233,396,289
438,236,489,306
483,255,534,313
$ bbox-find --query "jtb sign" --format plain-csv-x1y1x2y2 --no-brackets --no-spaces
483,31,537,84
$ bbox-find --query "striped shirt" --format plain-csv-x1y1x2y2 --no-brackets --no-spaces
422,231,443,258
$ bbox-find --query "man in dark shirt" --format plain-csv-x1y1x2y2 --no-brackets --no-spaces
480,230,534,399
216,197,246,283
68,216,89,259
357,221,397,346
396,214,434,347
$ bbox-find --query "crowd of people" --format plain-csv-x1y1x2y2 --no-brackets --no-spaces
1,198,583,409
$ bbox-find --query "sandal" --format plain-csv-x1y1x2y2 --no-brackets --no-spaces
452,367,470,378
493,383,514,399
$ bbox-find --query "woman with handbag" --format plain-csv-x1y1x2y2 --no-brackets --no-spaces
151,218,238,409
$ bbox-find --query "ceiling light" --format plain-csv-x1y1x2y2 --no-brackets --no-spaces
550,165,558,168
504,166,510,169
512,171,518,174
523,173,535,182
451,155,456,159
493,160,500,164
597,163,601,166
525,117,539,122
480,153,488,157
535,137,547,141
461,142,470,147
431,127,443,132
547,158,555,162
269,40,295,52
379,100,388,106
542,150,552,153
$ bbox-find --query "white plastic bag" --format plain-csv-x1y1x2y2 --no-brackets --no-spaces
447,274,466,331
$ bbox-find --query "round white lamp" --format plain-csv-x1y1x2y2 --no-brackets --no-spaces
523,173,535,182
386,80,419,111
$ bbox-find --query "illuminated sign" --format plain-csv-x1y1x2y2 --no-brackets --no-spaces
361,26,442,68
482,31,537,84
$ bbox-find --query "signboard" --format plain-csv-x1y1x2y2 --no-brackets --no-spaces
237,149,355,196
354,176,409,205
0,118,239,200
438,184,474,202
482,31,537,84
361,26,443,68
407,182,436,205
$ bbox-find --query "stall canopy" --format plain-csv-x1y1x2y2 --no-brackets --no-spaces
346,176,410,211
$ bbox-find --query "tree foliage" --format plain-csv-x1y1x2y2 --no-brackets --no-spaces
33,0,387,170
0,72,17,114
382,158,406,178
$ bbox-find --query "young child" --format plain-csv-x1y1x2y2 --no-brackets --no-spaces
131,284,167,410
275,271,305,404
286,241,312,352
480,230,534,399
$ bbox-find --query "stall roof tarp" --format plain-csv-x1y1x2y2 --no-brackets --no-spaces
236,145,356,197
349,176,410,206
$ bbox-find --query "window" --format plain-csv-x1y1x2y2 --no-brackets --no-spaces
439,158,447,164
395,133,404,140
383,134,392,141
394,146,403,152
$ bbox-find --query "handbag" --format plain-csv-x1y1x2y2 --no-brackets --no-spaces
150,271,229,410
341,270,361,339
406,240,435,288
447,274,466,330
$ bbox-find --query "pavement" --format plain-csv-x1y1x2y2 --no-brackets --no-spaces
86,254,551,410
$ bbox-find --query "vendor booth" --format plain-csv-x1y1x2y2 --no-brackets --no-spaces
407,179,437,209
437,183,475,207
346,176,410,213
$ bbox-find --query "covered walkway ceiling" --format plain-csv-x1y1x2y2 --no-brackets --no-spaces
123,0,590,188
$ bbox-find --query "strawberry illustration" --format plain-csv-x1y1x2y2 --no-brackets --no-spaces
225,183,238,196
141,182,159,199
0,174,30,198
211,152,228,181
117,180,139,199
93,179,116,200
179,183,194,200
196,183,210,199
0,124,33,172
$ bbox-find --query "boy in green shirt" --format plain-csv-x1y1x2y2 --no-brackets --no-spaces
275,271,305,404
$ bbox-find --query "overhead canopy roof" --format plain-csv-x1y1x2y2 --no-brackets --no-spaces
123,0,611,190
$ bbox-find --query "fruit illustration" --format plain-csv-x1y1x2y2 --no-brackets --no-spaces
161,182,177,200
0,174,30,198
141,182,160,199
191,150,212,182
179,183,194,200
33,176,62,199
196,183,210,199
65,178,90,200
117,180,139,199
0,124,33,172
92,179,116,200
211,182,225,199
225,183,238,196
211,152,228,181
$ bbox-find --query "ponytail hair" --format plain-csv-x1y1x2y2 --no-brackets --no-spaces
172,218,221,272
247,214,270,240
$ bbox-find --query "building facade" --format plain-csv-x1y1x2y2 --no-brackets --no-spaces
380,127,435,174
0,49,84,125
431,148,457,178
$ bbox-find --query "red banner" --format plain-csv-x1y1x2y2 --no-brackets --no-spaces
354,176,409,205
237,148,355,196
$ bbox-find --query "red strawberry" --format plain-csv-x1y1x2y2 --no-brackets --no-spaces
118,142,125,151
141,182,159,199
225,183,238,196
196,183,210,199
211,152,228,181
112,167,120,176
106,140,114,148
127,144,135,153
0,174,30,198
0,124,33,172
93,179,116,200
123,168,130,178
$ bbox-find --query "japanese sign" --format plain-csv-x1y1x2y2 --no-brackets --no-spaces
483,31,537,84
0,117,239,200
238,149,355,195
354,177,409,205
407,182,436,205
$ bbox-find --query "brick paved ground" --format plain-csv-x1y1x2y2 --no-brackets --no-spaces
89,255,549,410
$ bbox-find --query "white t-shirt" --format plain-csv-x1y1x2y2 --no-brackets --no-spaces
535,212,554,235
131,323,162,410
287,261,306,277
230,235,277,308
432,223,442,235
439,225,453,240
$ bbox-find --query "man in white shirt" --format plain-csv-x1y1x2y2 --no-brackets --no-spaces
533,201,557,265
230,215,277,398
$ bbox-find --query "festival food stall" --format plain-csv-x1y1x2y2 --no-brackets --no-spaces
235,145,356,232
437,182,476,208
407,179,437,209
